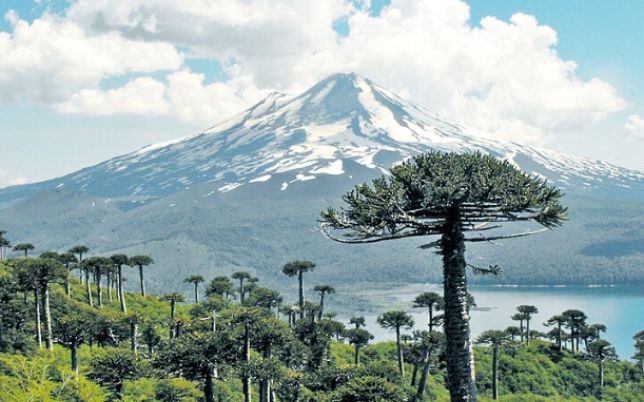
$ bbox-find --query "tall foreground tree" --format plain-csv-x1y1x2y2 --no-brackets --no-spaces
129,255,153,297
320,152,566,402
282,260,316,320
377,310,414,376
633,330,644,374
69,245,89,283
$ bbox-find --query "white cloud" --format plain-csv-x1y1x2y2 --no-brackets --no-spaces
0,0,629,145
625,114,644,140
0,10,183,104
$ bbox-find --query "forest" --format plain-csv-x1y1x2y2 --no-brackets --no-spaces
0,152,642,402
0,246,642,402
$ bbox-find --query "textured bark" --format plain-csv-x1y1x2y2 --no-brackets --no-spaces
118,265,127,313
411,364,418,386
138,265,146,296
130,321,138,355
194,283,199,304
442,206,477,402
428,306,434,332
526,318,531,345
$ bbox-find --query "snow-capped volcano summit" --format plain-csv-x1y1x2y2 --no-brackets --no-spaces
1,73,642,288
2,72,641,202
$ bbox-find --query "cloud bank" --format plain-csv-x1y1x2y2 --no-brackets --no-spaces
0,0,629,145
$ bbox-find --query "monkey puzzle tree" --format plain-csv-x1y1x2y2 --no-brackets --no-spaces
633,330,644,374
413,291,443,332
34,257,68,351
345,327,374,366
511,313,528,344
184,275,205,303
516,305,539,345
0,230,10,260
504,326,521,343
89,349,144,400
320,152,566,402
545,314,566,350
282,260,316,320
349,316,366,329
562,309,587,353
162,292,186,338
85,256,112,308
206,276,236,300
232,271,253,303
129,255,154,297
476,330,511,400
57,252,78,296
588,339,616,397
110,254,130,313
377,310,414,376
68,245,89,283
414,330,445,400
13,243,35,257
53,313,89,373
313,285,335,320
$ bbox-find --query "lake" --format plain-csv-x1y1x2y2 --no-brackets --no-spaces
352,283,644,358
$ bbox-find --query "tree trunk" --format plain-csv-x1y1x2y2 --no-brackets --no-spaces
354,344,361,366
526,318,530,345
169,301,176,338
519,320,524,343
298,271,304,320
598,358,604,389
34,287,43,349
557,322,562,351
85,270,93,307
411,364,418,386
441,206,477,402
42,284,53,352
118,265,126,313
204,370,215,402
138,265,146,296
65,275,71,297
416,348,431,401
396,327,404,375
428,306,434,332
130,320,138,355
492,345,499,400
194,283,199,304
71,343,79,373
96,271,103,308
243,324,252,402
239,279,245,304
318,292,325,321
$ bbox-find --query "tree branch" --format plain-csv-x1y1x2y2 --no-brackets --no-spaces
464,228,548,243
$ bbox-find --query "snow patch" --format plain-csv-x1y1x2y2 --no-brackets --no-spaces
218,183,242,192
311,160,344,175
250,175,272,183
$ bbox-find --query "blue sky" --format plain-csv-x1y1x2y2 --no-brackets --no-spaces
0,0,642,186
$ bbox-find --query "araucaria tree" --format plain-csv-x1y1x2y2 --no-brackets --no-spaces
110,254,130,313
129,255,154,297
516,305,539,345
320,152,566,402
13,243,35,257
476,330,511,400
313,285,335,320
184,275,205,303
414,291,444,332
232,271,252,303
282,260,316,320
376,310,414,376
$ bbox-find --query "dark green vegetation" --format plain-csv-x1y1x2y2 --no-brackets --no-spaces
0,248,642,402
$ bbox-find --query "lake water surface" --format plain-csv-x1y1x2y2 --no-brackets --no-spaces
355,284,643,358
